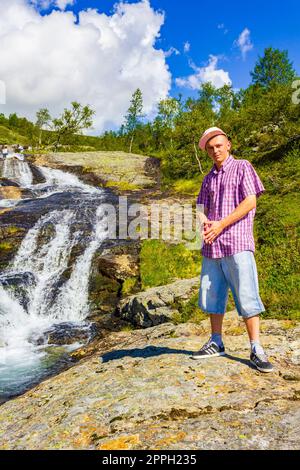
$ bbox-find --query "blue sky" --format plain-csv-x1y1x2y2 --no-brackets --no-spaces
70,0,300,98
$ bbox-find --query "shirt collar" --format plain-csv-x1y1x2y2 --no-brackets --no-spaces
212,154,234,174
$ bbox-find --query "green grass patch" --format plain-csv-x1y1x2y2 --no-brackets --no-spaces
105,181,141,191
172,293,206,324
0,242,13,250
0,125,29,145
121,277,139,296
171,176,202,196
140,240,201,290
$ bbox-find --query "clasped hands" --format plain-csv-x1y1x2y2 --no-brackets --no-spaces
202,219,225,245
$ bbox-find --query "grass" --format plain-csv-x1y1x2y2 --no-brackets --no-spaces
140,240,201,290
171,176,202,196
105,181,141,191
0,125,29,145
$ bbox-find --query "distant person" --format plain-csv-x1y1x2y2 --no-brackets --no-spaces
191,127,273,373
2,145,8,158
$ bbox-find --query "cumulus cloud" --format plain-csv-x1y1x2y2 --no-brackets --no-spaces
0,0,171,133
175,55,232,90
235,28,253,59
30,0,75,11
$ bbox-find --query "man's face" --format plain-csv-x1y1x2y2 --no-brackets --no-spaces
206,135,231,167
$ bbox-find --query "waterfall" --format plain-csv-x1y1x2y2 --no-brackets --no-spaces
39,166,98,194
0,162,109,398
2,158,33,187
1,206,108,345
47,206,108,322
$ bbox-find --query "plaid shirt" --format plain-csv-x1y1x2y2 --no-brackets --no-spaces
197,155,265,258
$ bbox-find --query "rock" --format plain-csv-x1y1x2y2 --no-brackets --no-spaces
0,226,26,270
0,315,299,450
31,322,98,346
99,243,140,281
33,151,160,189
0,186,33,200
117,277,199,327
0,178,20,187
29,164,46,184
0,272,36,309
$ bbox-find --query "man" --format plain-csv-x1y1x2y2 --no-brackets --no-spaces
191,127,273,373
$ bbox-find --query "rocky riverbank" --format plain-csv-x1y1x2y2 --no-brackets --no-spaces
0,311,299,450
1,151,299,450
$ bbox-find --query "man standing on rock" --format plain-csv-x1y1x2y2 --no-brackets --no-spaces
191,127,274,373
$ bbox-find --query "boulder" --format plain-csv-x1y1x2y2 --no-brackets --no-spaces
117,277,199,327
31,321,98,346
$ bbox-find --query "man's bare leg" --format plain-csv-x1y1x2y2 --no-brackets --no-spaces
210,313,225,335
243,315,260,342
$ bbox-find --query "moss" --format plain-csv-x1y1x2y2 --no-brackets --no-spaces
105,181,141,191
0,242,13,251
121,277,139,296
172,292,206,325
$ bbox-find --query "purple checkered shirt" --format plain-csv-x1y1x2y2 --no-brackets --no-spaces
197,155,265,258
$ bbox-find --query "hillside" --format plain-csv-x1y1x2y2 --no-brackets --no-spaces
0,125,29,145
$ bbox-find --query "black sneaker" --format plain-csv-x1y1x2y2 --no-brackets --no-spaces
250,351,274,373
190,340,225,360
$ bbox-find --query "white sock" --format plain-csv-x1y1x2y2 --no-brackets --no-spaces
250,340,265,356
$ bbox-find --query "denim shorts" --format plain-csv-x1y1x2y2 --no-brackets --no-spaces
199,250,265,318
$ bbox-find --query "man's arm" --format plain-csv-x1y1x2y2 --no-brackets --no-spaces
204,195,256,244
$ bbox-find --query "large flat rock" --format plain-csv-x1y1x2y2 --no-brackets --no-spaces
0,312,299,450
34,151,159,189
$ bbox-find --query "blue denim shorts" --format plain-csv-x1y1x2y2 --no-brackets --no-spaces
199,250,265,318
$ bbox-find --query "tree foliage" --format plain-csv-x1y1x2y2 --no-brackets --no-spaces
251,47,296,88
52,102,95,151
124,88,144,152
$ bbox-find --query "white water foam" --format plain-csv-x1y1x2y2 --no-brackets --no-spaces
2,158,33,187
0,205,108,375
38,166,99,194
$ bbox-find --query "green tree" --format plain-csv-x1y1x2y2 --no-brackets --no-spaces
52,102,95,151
251,47,295,88
36,108,52,147
124,88,144,153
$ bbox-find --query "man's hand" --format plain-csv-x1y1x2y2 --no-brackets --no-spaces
204,220,225,244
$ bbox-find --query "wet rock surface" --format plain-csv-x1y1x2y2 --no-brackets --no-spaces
0,311,299,450
31,322,98,346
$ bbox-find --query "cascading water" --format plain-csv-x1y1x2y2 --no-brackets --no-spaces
2,157,33,187
0,163,109,400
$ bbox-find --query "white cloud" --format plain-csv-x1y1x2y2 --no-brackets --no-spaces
30,0,75,11
183,41,190,53
164,47,180,58
175,55,232,90
0,0,171,133
235,28,253,59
